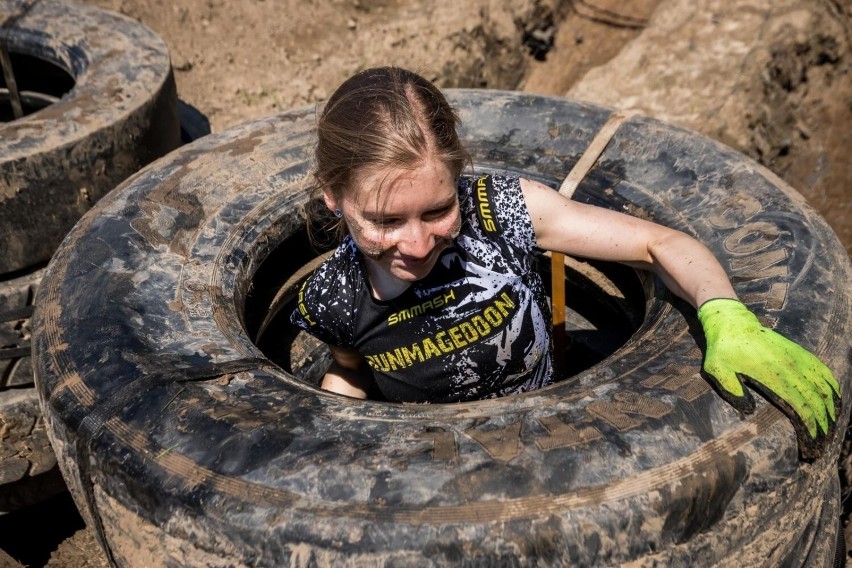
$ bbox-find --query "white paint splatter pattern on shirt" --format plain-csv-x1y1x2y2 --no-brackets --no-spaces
291,175,553,403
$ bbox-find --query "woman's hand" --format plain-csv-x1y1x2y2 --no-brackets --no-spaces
322,345,375,399
698,298,840,459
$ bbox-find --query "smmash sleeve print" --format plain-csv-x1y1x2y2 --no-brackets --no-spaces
291,175,553,403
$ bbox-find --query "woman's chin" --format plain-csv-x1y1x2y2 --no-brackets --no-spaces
389,254,439,282
389,263,433,282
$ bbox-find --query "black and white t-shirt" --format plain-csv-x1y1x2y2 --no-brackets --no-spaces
290,174,553,403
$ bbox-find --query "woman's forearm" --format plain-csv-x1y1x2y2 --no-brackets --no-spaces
322,345,374,399
520,178,737,309
635,229,737,308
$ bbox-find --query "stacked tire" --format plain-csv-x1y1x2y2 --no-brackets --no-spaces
32,91,851,566
1,0,182,511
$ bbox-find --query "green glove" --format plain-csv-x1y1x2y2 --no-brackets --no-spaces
697,298,841,459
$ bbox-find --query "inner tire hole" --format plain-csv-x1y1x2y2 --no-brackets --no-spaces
246,226,648,395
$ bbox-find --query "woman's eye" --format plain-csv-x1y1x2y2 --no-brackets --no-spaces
372,218,400,228
424,206,453,221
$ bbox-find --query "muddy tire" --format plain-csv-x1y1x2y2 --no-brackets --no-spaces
32,91,851,566
0,266,65,512
0,0,181,275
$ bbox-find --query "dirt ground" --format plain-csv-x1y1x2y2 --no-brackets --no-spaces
82,0,850,255
2,0,850,566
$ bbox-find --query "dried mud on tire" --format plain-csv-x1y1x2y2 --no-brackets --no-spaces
1,0,191,518
33,91,851,566
0,0,181,275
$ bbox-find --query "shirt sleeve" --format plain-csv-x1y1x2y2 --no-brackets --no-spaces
461,174,537,268
489,175,537,253
289,244,357,347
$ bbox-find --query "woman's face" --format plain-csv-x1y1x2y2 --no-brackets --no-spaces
325,157,461,283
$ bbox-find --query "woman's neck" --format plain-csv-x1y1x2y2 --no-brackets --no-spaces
364,259,411,301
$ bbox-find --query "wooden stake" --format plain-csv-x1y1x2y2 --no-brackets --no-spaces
0,43,24,119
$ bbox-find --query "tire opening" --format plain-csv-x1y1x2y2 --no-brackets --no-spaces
246,221,648,397
0,51,75,122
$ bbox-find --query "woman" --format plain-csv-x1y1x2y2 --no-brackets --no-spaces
291,67,839,455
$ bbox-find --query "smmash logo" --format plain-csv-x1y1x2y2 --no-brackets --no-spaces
388,289,457,326
475,175,500,233
296,280,316,326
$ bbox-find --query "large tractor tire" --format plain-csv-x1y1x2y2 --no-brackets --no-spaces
32,91,851,566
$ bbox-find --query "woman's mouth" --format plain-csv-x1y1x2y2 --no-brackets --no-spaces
393,242,450,270
396,251,433,267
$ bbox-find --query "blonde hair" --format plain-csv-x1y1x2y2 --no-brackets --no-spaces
309,67,470,242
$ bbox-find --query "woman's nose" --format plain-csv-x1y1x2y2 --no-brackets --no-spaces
395,221,434,258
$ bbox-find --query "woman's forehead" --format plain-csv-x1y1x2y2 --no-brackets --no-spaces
349,159,457,213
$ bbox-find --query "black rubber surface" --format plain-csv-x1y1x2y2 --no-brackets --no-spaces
0,89,212,510
32,91,851,566
0,0,181,275
177,99,211,144
0,0,208,507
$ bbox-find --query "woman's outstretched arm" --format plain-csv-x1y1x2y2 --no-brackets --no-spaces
520,177,736,308
520,177,839,459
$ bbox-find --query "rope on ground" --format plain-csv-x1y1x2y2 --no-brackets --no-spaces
571,0,649,30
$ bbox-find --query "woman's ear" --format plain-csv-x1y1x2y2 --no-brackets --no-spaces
322,190,338,214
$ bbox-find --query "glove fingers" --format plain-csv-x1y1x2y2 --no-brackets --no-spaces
700,365,755,414
811,364,839,423
782,342,840,417
738,370,828,439
814,358,841,407
789,367,832,436
818,358,842,398
741,373,831,460
775,353,836,434
773,331,841,421
734,337,837,437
